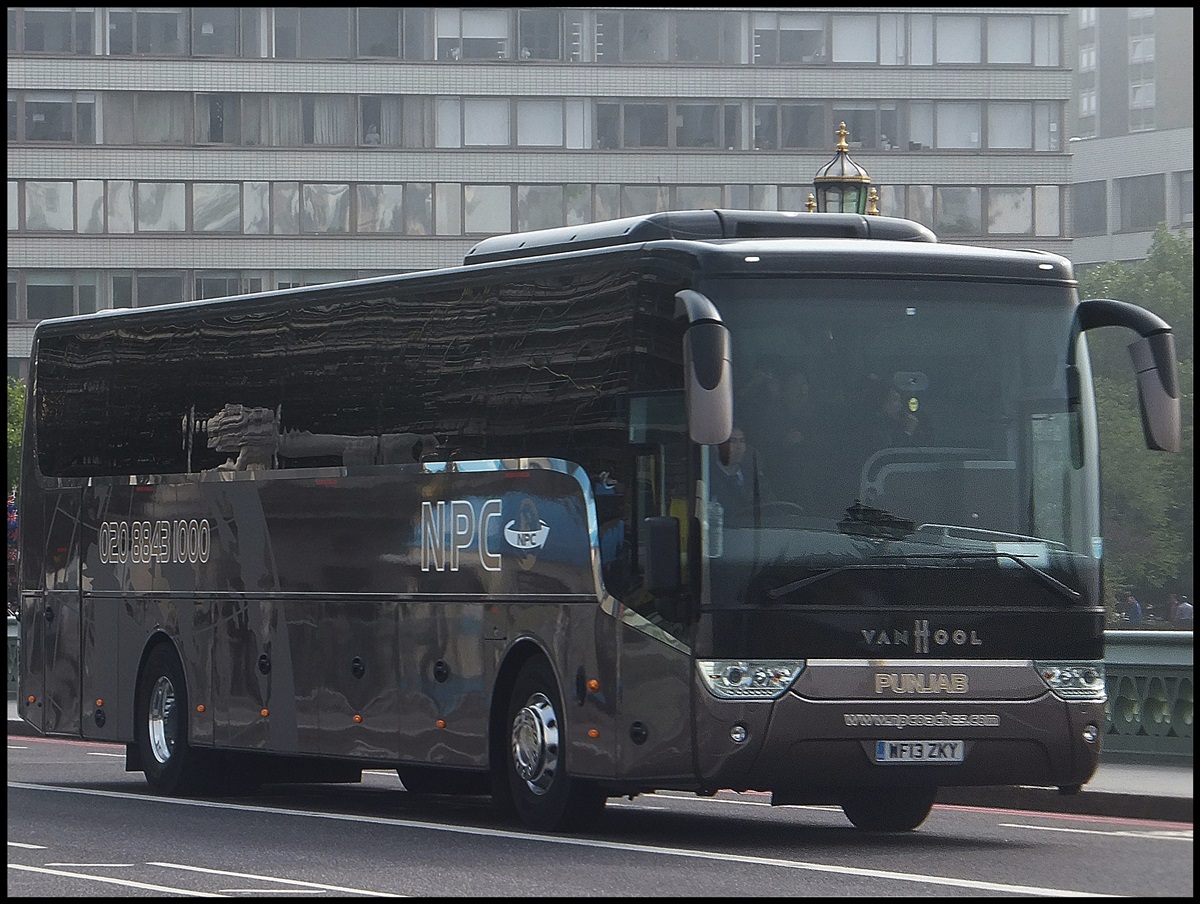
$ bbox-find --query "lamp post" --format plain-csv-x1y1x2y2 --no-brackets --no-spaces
812,122,878,215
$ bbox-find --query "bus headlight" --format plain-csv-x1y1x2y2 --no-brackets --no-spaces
1034,661,1106,701
697,660,805,699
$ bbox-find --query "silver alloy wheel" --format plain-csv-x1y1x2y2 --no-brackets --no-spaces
510,691,560,796
147,674,177,766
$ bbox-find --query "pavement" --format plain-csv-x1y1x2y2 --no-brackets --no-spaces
8,695,1191,823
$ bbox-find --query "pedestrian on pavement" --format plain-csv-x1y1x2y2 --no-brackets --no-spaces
1123,593,1144,626
1174,595,1193,630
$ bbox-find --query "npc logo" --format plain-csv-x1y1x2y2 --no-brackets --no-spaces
504,498,549,569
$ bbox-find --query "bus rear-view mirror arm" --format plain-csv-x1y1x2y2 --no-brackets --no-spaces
1074,298,1181,453
676,290,733,446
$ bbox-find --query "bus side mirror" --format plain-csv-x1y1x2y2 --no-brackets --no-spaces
676,290,733,446
1075,298,1181,453
1129,332,1181,452
642,515,682,598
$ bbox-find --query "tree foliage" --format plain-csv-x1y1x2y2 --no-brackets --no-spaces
7,377,25,496
1077,225,1193,619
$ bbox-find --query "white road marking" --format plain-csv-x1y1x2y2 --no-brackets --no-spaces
9,781,1112,896
8,863,225,896
149,861,401,897
999,822,1193,841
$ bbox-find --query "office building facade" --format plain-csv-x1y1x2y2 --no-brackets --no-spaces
1067,7,1193,266
9,7,1078,378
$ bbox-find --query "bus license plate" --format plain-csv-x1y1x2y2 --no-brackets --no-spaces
874,740,964,764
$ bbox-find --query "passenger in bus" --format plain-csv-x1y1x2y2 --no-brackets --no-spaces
710,426,764,525
867,382,927,450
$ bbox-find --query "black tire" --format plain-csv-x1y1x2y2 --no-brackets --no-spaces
494,657,606,832
135,643,212,796
841,787,937,832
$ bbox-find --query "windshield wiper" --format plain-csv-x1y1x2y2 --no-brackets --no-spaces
767,552,1081,603
906,551,1081,602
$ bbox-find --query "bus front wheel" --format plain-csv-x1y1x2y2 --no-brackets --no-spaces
840,787,937,832
135,643,212,796
496,657,606,832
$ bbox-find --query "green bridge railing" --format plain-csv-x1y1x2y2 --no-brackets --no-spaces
7,618,1193,759
1103,629,1193,759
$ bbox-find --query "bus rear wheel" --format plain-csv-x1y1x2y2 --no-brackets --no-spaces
496,657,606,832
135,643,213,796
841,787,937,832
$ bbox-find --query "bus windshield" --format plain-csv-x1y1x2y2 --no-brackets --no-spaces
698,274,1101,612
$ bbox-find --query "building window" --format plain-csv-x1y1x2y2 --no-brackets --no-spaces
356,8,401,58
1033,15,1060,66
274,8,350,59
245,182,270,234
673,11,723,63
934,186,982,235
301,184,351,234
1180,172,1193,226
20,8,95,53
192,183,241,232
18,92,96,143
935,102,982,149
1034,185,1061,237
195,94,242,144
1117,174,1165,232
986,187,1033,235
518,8,561,60
24,182,74,231
356,184,407,233
988,103,1032,149
136,183,186,231
107,9,187,55
192,8,241,56
1072,181,1107,236
134,272,186,307
436,8,510,60
302,96,354,146
21,271,99,321
464,185,512,234
517,100,564,146
623,104,669,148
463,99,511,146
621,185,670,216
103,93,188,144
831,16,876,64
935,16,982,64
194,272,260,300
753,12,826,64
676,185,724,210
620,11,669,62
987,16,1032,64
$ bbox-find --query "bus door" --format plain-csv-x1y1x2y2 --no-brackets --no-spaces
20,488,83,736
615,398,697,782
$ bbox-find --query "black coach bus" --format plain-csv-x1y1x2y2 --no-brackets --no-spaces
17,209,1180,832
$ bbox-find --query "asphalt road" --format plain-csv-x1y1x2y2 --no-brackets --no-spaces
8,733,1194,898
